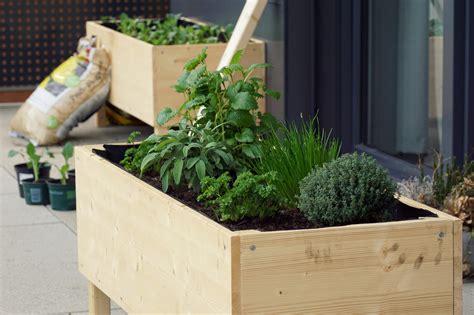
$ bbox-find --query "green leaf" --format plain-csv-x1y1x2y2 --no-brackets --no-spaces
214,149,232,165
26,143,36,158
186,64,207,86
156,107,177,126
140,152,159,175
127,131,141,144
242,145,256,159
60,164,69,174
265,89,281,100
183,95,207,109
173,158,183,185
245,63,271,78
160,159,173,178
174,71,190,92
258,112,281,130
184,47,207,71
231,92,258,110
226,138,237,146
230,50,243,65
62,142,74,161
227,110,255,128
161,172,169,192
204,142,218,149
7,150,18,158
186,156,200,169
47,115,59,129
195,159,206,180
225,84,238,101
184,57,200,71
235,128,254,143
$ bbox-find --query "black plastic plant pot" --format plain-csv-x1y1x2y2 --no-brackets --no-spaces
47,179,76,211
101,144,138,164
21,178,50,205
14,163,51,198
67,169,76,184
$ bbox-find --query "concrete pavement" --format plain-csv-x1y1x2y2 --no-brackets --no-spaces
1,105,152,314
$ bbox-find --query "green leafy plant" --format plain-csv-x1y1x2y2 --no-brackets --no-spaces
298,152,397,226
198,171,281,221
251,118,340,207
103,13,233,45
139,121,236,192
121,132,159,173
157,48,280,164
55,142,74,185
433,153,474,207
127,131,141,144
8,143,51,182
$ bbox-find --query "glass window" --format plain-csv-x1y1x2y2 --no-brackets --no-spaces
366,0,445,164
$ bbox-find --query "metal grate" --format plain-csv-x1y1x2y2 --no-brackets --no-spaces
0,0,169,87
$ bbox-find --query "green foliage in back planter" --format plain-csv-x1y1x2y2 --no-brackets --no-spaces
298,152,396,226
198,171,281,221
103,14,233,45
251,118,340,207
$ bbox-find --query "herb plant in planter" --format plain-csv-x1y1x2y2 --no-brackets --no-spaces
125,49,279,196
86,13,265,132
8,143,51,200
105,13,233,45
47,142,76,211
251,118,341,207
299,152,397,226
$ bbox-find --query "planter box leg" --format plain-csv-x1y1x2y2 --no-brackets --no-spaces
88,282,110,315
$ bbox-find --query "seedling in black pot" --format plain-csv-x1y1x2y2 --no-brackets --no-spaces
47,142,76,211
8,143,52,200
8,143,52,205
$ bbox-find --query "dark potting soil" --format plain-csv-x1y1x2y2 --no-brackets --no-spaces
93,145,438,232
140,173,317,232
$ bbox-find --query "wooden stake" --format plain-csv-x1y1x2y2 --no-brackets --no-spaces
217,0,268,69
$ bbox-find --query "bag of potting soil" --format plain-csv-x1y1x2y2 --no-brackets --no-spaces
9,37,111,145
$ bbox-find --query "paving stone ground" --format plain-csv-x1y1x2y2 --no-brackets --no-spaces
0,105,473,314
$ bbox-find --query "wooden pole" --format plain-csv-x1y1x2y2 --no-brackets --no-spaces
217,0,268,69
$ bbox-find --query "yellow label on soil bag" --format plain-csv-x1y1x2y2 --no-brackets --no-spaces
27,53,92,113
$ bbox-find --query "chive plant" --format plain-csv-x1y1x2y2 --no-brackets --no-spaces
251,119,341,207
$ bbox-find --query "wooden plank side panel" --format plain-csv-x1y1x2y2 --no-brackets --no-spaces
76,146,234,313
239,219,454,314
86,22,155,125
453,220,463,315
153,42,266,123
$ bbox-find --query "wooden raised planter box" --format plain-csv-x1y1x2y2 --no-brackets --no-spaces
86,19,266,133
76,145,463,314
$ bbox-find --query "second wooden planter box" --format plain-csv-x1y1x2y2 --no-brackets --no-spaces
86,19,266,133
76,145,462,314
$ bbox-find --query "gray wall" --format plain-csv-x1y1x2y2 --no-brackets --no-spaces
170,0,285,120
